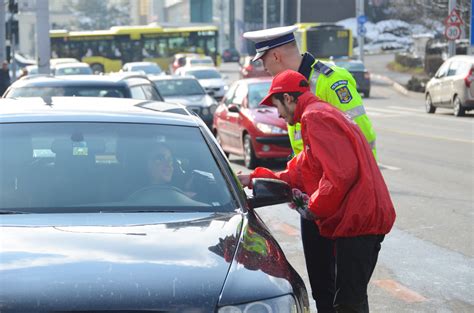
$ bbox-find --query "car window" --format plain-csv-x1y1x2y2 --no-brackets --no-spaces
189,58,214,66
186,69,221,79
155,79,205,97
232,83,247,106
248,81,271,108
335,61,365,71
129,86,147,99
6,86,127,98
0,122,235,213
224,83,238,105
130,64,162,75
55,67,93,75
436,61,450,78
140,84,162,100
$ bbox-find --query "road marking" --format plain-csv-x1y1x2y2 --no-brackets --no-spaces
372,279,428,303
377,127,474,144
273,221,300,236
388,105,423,113
378,163,401,171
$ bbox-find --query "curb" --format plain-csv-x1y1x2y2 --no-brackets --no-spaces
371,73,409,96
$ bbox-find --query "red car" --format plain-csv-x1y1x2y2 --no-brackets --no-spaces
239,56,271,79
213,77,291,169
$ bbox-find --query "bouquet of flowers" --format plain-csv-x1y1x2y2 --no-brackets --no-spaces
289,188,316,220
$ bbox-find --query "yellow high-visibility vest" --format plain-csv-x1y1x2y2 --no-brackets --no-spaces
289,60,377,159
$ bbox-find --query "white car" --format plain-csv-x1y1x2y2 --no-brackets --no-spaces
52,62,93,76
121,62,164,76
175,66,228,100
184,56,214,68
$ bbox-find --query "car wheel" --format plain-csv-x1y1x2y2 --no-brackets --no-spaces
453,96,465,117
90,63,104,73
243,134,258,169
215,130,229,157
425,94,436,114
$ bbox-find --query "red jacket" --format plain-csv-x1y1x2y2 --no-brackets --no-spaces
250,92,396,238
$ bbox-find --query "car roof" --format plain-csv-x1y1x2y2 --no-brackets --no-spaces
125,62,160,66
54,62,91,69
181,66,219,72
448,55,474,63
0,97,199,126
149,75,197,81
10,74,153,88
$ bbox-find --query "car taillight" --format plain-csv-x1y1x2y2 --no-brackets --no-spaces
364,72,370,79
245,64,254,72
464,68,474,87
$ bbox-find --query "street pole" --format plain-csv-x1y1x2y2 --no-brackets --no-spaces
0,2,5,63
357,0,365,62
219,0,225,55
297,0,301,23
263,0,267,29
448,0,457,57
9,10,16,80
280,0,284,26
36,0,50,75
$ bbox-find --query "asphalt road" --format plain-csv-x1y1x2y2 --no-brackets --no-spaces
219,59,474,313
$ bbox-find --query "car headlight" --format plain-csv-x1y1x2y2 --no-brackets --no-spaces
209,104,217,114
218,294,297,313
256,123,287,134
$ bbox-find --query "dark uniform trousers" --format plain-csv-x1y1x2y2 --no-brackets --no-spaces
301,218,384,313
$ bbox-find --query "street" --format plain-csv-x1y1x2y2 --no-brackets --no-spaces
220,59,474,313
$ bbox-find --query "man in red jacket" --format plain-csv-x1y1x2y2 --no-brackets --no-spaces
238,70,396,313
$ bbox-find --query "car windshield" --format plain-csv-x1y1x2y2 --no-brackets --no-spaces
189,59,213,66
55,67,93,75
130,64,162,74
187,69,221,79
154,79,205,97
7,86,127,98
335,61,366,71
248,81,271,108
0,122,234,213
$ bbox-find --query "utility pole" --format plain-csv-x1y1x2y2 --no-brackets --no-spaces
263,0,267,29
219,0,225,54
36,0,50,75
296,0,301,23
8,0,18,81
356,0,365,62
0,1,5,63
448,0,457,57
280,0,284,26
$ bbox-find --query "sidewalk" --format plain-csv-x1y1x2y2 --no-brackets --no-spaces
364,53,412,95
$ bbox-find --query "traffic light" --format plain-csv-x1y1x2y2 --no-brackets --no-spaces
8,0,18,14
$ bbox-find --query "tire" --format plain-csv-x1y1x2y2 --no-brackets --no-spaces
243,134,258,169
90,63,104,74
215,130,229,157
425,94,436,114
453,96,465,117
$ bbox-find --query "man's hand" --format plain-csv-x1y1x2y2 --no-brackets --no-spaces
237,173,251,187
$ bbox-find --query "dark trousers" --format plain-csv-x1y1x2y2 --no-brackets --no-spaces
301,218,384,313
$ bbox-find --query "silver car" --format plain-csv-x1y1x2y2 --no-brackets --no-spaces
151,75,218,129
425,55,474,116
175,66,228,100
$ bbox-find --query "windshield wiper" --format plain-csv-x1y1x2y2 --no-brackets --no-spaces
0,210,30,214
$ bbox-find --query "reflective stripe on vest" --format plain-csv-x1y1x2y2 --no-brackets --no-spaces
345,105,366,119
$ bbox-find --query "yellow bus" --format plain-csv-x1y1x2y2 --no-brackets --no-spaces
294,23,353,59
50,24,220,73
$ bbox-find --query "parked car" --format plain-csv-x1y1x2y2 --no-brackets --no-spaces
222,48,240,62
0,96,310,312
213,77,291,169
175,66,228,100
425,55,474,117
333,59,371,98
3,74,163,101
151,75,218,129
52,62,93,76
121,61,164,76
239,55,271,79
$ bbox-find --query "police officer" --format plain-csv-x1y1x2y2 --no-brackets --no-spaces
243,26,378,313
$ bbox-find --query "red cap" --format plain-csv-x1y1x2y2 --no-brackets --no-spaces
260,70,310,106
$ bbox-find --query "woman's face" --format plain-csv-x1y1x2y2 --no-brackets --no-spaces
148,146,174,184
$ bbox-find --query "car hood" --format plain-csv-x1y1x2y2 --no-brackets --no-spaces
248,106,287,129
0,212,242,312
198,78,226,88
163,94,210,107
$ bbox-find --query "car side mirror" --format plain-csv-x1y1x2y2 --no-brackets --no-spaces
228,104,240,113
248,178,291,209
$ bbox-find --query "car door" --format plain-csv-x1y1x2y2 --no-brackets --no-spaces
227,83,247,151
441,61,459,105
431,61,449,105
214,83,238,150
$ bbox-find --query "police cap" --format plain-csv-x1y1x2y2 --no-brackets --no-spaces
243,25,298,62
